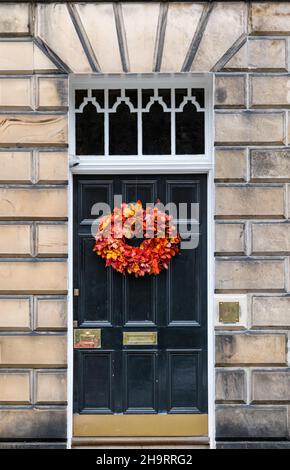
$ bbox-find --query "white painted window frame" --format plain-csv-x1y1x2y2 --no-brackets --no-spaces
69,73,213,172
67,73,215,449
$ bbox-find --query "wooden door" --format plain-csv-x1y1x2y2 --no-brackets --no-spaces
73,174,208,437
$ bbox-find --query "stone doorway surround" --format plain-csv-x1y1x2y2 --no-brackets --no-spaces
0,1,290,449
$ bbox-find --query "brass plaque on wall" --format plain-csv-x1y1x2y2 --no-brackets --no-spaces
219,302,240,323
123,331,157,346
74,329,101,349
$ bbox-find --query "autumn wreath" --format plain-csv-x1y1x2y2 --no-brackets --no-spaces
93,200,180,277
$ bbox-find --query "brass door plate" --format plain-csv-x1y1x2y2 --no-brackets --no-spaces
123,331,157,346
74,329,101,349
73,413,208,437
219,301,240,323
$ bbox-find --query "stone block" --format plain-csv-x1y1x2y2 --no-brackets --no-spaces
0,78,31,109
0,261,67,294
252,223,290,254
37,152,68,183
0,152,32,183
225,39,287,71
215,148,247,181
35,298,67,330
0,188,67,220
216,259,285,292
38,77,68,109
36,224,67,256
250,3,290,35
215,75,246,108
216,333,287,366
121,2,160,73
216,186,285,219
0,42,57,73
35,371,67,404
0,409,66,439
0,3,30,35
162,2,204,72
75,3,122,72
252,369,290,403
215,223,245,254
191,2,246,72
250,75,290,108
216,369,246,403
250,149,290,181
0,335,67,367
216,405,288,439
36,3,90,73
252,296,290,328
0,114,67,146
0,224,31,256
0,298,31,330
215,112,285,145
0,372,30,404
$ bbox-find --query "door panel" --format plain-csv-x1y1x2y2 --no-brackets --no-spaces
123,276,157,325
77,351,114,413
81,181,113,223
73,174,207,428
79,235,113,325
123,351,158,413
167,350,200,412
123,180,158,206
167,248,200,325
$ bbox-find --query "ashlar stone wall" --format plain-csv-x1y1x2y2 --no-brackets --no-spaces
215,3,290,447
0,4,68,444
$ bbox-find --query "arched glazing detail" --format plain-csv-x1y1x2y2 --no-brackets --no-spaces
176,102,204,155
109,102,137,155
143,101,171,155
76,101,104,156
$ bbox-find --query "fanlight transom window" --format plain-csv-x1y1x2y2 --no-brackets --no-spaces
74,85,205,157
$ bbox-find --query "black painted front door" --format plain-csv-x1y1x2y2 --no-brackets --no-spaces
73,174,207,423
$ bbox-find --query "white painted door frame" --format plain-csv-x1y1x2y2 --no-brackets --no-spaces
67,73,215,448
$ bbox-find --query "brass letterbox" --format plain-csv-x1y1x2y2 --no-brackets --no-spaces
123,331,158,346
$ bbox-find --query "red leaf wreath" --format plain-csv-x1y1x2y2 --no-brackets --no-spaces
93,200,180,277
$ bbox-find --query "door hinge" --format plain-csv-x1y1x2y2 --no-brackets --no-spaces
74,288,80,297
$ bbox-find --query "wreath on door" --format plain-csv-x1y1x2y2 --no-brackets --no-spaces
93,200,180,277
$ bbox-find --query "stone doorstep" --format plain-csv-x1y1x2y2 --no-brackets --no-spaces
72,445,209,449
71,436,210,449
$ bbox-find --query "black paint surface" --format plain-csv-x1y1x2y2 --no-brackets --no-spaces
73,174,207,415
